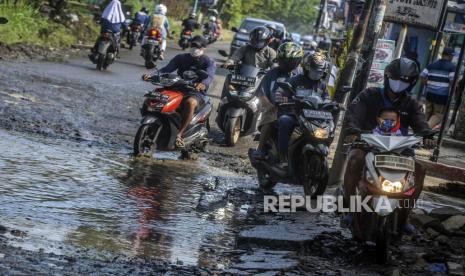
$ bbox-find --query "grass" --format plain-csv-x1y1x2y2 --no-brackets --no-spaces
0,1,98,48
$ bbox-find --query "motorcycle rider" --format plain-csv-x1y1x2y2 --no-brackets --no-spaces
181,12,199,32
254,42,305,158
89,0,125,62
203,16,218,39
265,23,284,51
275,52,329,165
343,57,436,230
143,4,170,60
134,7,149,25
142,36,216,148
222,26,276,69
221,26,276,97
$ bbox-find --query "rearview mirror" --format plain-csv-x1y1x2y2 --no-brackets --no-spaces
218,49,228,57
0,17,8,24
231,26,238,33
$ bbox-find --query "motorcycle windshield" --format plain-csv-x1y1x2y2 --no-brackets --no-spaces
239,65,260,78
361,134,421,153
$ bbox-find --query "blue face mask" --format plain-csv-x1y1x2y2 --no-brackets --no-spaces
379,119,396,132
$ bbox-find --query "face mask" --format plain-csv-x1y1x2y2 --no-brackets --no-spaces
388,78,410,93
379,119,396,132
190,48,204,58
307,68,324,80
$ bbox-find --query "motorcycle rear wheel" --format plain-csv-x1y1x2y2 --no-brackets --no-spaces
134,124,158,157
96,54,105,71
301,153,327,198
225,117,241,147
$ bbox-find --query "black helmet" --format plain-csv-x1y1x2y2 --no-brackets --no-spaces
276,42,304,72
189,12,196,19
384,57,419,94
303,52,329,80
265,23,277,35
249,26,272,50
141,7,148,13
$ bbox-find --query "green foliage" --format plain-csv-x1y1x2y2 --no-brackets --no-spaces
0,1,98,47
222,0,320,34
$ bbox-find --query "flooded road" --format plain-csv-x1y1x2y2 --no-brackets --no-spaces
0,129,256,268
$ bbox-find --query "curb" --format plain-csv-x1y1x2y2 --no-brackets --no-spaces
418,159,465,183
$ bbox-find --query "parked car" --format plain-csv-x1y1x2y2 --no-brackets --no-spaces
229,17,286,56
291,32,301,44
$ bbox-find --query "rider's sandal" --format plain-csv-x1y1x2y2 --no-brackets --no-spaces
175,136,185,149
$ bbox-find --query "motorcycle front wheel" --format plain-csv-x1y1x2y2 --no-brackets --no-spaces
376,216,391,264
225,117,241,147
300,153,328,198
134,124,158,157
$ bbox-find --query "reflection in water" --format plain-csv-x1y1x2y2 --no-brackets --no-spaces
0,130,250,267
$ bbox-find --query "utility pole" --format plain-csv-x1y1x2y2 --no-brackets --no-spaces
328,0,375,187
351,0,388,101
315,0,326,35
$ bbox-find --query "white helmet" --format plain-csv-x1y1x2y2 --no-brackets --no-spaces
209,16,216,22
155,4,167,15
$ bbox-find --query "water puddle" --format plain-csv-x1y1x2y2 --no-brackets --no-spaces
0,130,255,267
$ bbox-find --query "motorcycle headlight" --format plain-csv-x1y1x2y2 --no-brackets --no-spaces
381,180,403,193
313,127,329,139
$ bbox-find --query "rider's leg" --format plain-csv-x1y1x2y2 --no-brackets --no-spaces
178,96,198,138
343,149,366,202
277,114,297,162
257,123,272,151
160,39,167,60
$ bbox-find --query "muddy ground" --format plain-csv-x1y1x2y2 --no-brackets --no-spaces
0,42,464,275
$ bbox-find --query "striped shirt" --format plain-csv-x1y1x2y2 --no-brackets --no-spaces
420,59,456,105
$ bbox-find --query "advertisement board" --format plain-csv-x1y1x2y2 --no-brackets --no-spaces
367,39,396,88
384,0,446,30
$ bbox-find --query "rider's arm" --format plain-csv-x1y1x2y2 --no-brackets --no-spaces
267,48,277,69
257,75,274,109
409,99,431,135
159,55,180,74
229,45,246,63
201,58,217,87
344,89,369,134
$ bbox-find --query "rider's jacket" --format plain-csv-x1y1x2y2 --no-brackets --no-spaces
230,45,276,70
182,18,198,32
344,87,431,136
159,53,216,90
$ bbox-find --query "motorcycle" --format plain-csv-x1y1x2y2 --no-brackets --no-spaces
127,22,142,50
249,82,338,197
178,30,192,50
91,30,117,71
121,17,132,43
203,30,218,45
216,64,264,146
141,28,163,69
134,69,212,158
344,134,424,264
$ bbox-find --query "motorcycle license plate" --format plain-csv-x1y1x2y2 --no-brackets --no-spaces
230,75,256,87
303,109,333,120
147,39,159,45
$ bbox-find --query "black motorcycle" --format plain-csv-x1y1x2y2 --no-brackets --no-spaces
90,30,117,71
127,22,142,50
141,28,163,69
178,30,192,50
249,82,338,197
216,64,264,146
134,69,212,158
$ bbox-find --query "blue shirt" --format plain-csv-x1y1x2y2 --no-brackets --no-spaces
420,59,456,105
159,53,216,89
257,67,295,105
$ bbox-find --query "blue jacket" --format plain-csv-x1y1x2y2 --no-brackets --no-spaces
420,59,456,105
159,53,216,90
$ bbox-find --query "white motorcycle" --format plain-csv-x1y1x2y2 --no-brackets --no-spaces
344,134,424,263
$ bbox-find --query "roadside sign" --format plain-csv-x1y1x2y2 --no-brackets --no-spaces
384,0,446,30
367,39,396,88
444,22,465,34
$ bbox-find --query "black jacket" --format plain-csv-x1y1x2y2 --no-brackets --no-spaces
344,87,431,136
